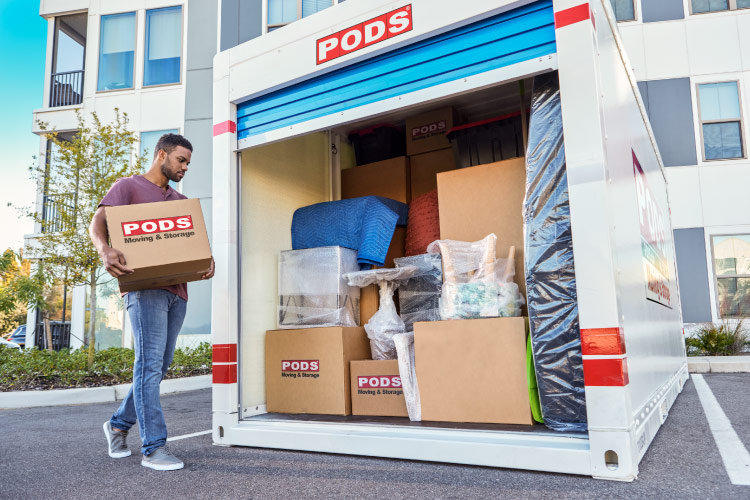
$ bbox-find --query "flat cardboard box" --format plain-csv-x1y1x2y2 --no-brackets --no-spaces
414,317,533,425
359,227,406,325
341,156,410,203
436,158,527,299
350,360,408,417
406,107,457,156
265,327,371,415
409,147,456,199
105,199,212,293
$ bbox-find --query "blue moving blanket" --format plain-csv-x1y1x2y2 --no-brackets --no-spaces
292,196,409,269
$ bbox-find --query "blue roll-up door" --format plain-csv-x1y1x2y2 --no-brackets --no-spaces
237,0,555,141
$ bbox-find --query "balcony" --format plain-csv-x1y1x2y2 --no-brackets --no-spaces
50,70,84,107
41,194,74,233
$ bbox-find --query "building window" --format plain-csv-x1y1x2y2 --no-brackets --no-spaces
712,235,750,318
609,0,636,21
50,13,86,107
97,12,136,91
267,0,336,31
144,6,183,87
692,0,750,14
698,82,744,161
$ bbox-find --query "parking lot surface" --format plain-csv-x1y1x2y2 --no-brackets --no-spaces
1,374,748,499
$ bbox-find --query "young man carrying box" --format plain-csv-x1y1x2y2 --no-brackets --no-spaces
89,133,214,471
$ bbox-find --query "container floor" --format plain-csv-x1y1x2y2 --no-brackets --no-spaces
243,413,588,438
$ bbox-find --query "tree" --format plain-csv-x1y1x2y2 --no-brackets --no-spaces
0,249,33,334
23,110,147,366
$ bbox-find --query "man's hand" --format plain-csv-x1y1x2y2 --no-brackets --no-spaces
101,247,134,278
202,258,215,280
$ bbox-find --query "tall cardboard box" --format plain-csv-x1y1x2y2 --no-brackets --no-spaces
265,327,370,415
104,199,212,293
341,156,411,203
350,360,408,417
436,158,527,298
414,317,533,425
406,107,457,156
409,147,456,199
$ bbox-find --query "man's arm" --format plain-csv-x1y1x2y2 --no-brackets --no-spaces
89,206,133,278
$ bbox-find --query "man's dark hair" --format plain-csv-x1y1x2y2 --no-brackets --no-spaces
154,133,193,160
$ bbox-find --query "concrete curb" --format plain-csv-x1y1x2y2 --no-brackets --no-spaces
0,375,212,409
688,356,750,374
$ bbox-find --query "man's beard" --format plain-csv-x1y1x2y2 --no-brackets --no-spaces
161,159,182,182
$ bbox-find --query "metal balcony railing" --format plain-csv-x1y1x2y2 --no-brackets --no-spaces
41,195,74,233
49,70,84,107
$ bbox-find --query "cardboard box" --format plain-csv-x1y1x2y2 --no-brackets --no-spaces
359,227,406,325
265,327,371,415
350,360,408,417
341,156,411,203
436,158,527,299
406,107,457,156
105,199,212,293
409,147,456,199
414,317,533,425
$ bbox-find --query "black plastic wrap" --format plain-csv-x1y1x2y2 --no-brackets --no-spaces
523,72,587,432
394,254,443,331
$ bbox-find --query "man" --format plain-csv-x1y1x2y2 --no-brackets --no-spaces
89,133,214,471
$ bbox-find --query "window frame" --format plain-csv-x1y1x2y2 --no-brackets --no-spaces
142,5,185,89
696,80,746,162
609,0,638,23
265,0,341,33
96,10,138,93
709,233,750,318
689,0,750,15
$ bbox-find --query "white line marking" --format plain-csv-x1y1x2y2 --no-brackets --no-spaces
167,430,212,442
692,374,750,486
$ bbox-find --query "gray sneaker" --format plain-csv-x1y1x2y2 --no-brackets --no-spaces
103,421,131,458
141,447,184,471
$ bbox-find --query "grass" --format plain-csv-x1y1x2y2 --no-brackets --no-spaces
0,342,212,391
685,320,750,357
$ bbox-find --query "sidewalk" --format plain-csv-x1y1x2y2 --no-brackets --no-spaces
0,375,211,409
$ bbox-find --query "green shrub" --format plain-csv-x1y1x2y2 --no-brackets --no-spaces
0,342,212,391
686,321,750,356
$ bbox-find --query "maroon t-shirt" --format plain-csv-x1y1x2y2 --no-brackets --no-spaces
99,175,189,301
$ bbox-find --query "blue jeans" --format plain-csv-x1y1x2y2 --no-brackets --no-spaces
110,289,187,456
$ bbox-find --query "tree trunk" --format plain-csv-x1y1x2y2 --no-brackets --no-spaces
44,313,53,352
87,272,97,369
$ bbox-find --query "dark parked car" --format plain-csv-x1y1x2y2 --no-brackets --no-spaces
4,325,27,348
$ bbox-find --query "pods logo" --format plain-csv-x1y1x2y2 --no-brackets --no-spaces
358,375,402,389
281,360,319,372
317,5,413,65
121,215,193,236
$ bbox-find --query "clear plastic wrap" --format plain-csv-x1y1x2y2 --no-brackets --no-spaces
524,71,587,432
344,267,417,360
278,247,360,329
426,234,524,319
393,332,421,421
394,254,443,331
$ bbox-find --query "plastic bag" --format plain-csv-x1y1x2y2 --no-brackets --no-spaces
344,267,417,360
393,332,421,421
427,234,524,319
394,254,443,331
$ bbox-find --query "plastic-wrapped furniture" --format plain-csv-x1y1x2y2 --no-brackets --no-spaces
278,246,360,329
394,253,443,331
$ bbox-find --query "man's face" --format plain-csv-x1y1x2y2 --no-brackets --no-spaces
159,146,192,183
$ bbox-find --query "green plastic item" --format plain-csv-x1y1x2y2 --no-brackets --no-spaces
527,333,544,423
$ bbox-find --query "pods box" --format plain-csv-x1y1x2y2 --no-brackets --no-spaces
406,107,457,156
105,199,212,293
265,327,371,415
350,360,408,417
414,317,533,425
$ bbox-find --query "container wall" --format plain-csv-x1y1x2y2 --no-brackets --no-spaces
240,132,332,408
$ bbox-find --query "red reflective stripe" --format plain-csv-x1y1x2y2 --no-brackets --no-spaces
583,358,629,386
213,120,237,136
581,328,625,356
212,363,237,384
213,344,237,363
554,3,590,29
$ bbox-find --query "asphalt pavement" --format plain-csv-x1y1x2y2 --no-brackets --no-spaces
1,375,749,499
